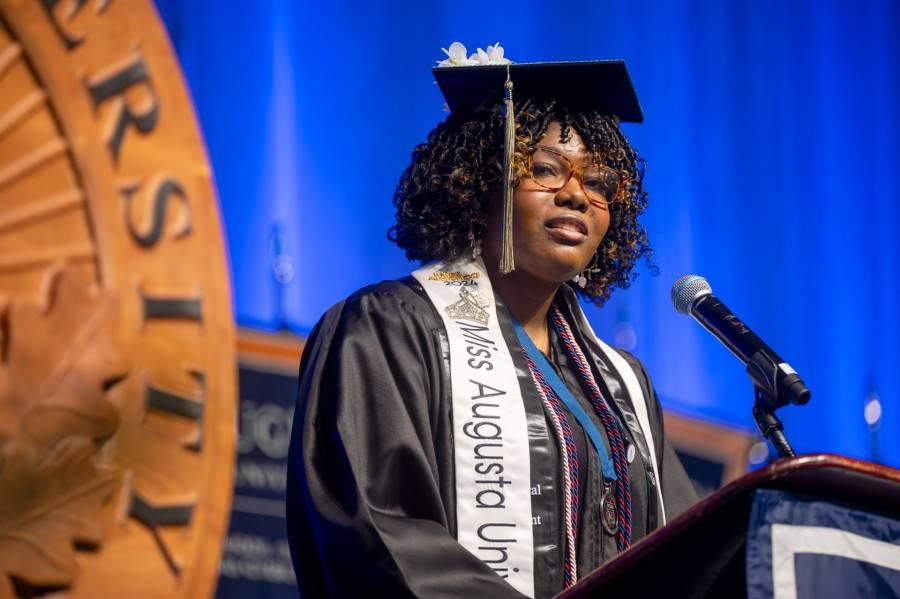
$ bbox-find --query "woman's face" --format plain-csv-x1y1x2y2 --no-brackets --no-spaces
485,121,611,284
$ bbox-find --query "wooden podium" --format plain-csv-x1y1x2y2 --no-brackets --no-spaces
557,454,900,598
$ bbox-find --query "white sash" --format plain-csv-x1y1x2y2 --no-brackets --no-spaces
413,257,666,591
413,258,535,597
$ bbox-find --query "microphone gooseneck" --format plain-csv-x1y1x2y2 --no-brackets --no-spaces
671,275,810,458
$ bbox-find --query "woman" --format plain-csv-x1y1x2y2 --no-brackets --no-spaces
286,47,697,598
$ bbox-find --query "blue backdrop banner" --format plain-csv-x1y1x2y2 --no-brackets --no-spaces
153,0,900,466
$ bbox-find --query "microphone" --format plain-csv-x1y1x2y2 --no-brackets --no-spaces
671,275,811,408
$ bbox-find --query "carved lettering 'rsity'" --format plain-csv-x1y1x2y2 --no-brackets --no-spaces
84,52,159,163
0,0,236,594
41,0,112,50
120,177,192,247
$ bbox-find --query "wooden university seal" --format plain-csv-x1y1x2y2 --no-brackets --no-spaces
0,1,235,597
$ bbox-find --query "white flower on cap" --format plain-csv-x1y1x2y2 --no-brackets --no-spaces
474,43,510,65
438,42,475,66
437,41,511,67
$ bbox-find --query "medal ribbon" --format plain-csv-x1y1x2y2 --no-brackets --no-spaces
514,309,634,555
514,311,632,584
512,321,617,481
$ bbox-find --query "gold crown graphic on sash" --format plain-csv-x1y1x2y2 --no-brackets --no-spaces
445,287,491,325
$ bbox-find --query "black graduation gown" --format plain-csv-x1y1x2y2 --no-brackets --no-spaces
286,278,697,598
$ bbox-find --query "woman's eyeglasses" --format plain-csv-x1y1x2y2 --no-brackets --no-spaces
523,145,621,208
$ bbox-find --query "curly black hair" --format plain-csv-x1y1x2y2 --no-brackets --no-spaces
388,98,652,306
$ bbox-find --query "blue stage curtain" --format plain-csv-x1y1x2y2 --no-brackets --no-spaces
154,0,900,466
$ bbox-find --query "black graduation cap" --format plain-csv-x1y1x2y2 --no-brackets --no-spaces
431,57,643,274
433,60,644,123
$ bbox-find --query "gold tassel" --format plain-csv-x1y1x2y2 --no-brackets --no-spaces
499,65,516,274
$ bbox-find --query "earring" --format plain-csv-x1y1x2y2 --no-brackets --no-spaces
468,223,482,260
573,253,600,289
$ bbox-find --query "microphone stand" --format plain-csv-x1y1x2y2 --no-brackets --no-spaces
752,389,795,458
747,351,796,458
747,353,796,458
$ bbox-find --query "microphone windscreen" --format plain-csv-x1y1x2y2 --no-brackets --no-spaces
672,275,712,314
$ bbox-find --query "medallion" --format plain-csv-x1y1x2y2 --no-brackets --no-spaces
600,482,619,536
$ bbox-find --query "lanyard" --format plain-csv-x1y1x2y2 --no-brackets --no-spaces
513,319,617,481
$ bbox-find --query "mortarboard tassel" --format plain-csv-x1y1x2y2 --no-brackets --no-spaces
499,65,516,274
